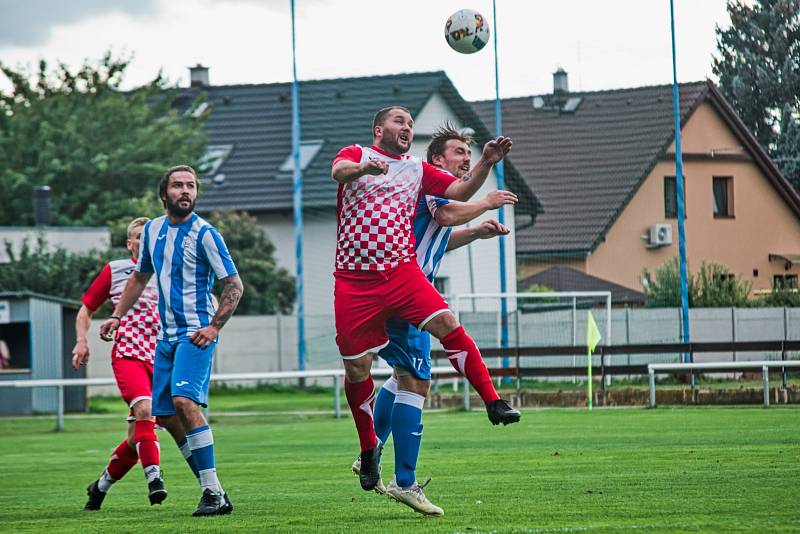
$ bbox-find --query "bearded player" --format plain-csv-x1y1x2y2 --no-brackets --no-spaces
332,106,512,514
100,165,242,516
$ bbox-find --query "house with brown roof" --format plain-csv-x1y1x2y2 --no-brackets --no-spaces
473,72,800,297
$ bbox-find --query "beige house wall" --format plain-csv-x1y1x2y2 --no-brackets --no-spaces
586,101,800,293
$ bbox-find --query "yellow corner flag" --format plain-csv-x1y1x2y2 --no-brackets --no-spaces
587,311,602,353
586,311,602,410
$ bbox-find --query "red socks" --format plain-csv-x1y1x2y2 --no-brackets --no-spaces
106,439,139,480
441,326,500,405
133,419,160,470
344,376,378,451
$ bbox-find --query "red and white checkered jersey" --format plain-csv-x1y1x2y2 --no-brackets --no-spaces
333,145,456,271
82,258,160,363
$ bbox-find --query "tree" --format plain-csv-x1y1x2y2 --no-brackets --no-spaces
712,1,800,189
0,53,207,229
206,211,296,315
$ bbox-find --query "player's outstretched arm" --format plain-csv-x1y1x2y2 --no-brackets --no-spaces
434,190,517,227
445,219,510,251
71,305,93,369
190,274,244,348
443,136,512,201
332,159,388,184
98,271,152,341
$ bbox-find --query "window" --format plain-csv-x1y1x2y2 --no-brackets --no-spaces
198,144,233,177
713,176,734,217
774,274,798,289
278,140,324,174
433,276,450,295
663,176,686,219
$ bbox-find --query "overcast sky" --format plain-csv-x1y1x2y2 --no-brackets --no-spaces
0,0,731,101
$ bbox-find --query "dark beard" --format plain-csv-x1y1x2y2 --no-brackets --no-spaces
166,196,195,218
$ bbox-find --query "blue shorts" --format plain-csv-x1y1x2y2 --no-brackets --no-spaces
378,318,432,380
152,338,215,416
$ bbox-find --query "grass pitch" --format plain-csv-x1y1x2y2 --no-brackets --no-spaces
1,404,798,533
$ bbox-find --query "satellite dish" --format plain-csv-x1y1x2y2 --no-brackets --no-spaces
532,96,545,109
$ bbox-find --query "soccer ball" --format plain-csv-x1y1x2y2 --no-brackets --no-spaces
444,9,490,54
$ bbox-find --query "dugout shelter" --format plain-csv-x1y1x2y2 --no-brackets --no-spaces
0,291,85,415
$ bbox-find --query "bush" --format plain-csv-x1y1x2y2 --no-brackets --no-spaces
756,287,800,307
643,256,753,307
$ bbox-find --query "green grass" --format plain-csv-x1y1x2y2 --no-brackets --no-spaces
89,384,341,415
86,376,800,416
1,406,799,533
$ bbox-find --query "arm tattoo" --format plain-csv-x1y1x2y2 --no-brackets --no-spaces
460,172,472,182
211,275,244,330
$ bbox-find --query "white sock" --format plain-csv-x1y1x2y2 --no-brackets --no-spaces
143,464,161,483
199,468,223,495
97,469,116,493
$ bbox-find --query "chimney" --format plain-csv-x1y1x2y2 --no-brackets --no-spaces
32,186,52,226
553,67,569,95
189,64,209,88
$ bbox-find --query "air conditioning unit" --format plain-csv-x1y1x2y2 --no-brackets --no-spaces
647,224,672,248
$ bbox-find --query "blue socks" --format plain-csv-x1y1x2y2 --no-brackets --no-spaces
375,376,427,487
391,390,425,488
176,437,200,479
185,425,223,494
373,376,398,448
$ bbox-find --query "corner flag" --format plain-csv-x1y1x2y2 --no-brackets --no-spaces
586,311,602,410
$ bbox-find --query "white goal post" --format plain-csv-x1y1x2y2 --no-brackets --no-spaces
445,291,612,409
451,291,612,348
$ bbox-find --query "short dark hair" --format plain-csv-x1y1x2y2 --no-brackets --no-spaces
159,165,199,207
372,106,412,135
426,122,473,164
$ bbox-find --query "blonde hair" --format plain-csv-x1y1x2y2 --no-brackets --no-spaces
127,217,150,239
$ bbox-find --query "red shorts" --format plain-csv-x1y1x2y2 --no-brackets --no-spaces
111,355,154,410
334,260,450,358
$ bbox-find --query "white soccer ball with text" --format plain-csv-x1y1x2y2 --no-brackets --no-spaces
444,9,490,54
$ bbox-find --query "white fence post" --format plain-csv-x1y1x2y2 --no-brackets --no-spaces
762,365,770,408
57,385,64,432
648,368,656,408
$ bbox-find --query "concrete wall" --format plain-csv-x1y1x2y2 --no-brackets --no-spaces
0,227,110,263
85,307,800,395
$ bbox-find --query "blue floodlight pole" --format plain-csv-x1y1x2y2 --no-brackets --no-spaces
291,0,306,371
492,0,510,365
669,0,691,357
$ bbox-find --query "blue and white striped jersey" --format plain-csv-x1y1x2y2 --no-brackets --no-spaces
414,195,451,282
136,213,238,341
382,195,452,362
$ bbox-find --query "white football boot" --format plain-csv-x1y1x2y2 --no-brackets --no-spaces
386,477,444,517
